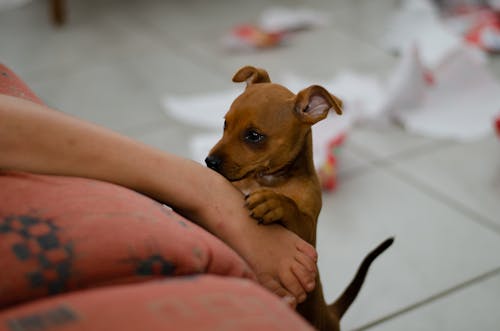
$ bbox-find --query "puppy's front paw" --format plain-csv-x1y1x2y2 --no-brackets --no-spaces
245,189,288,225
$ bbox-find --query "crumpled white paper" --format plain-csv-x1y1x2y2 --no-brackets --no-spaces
258,6,329,33
380,0,500,141
162,89,240,130
391,45,500,140
382,0,462,68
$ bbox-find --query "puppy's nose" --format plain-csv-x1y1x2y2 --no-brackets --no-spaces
205,155,222,171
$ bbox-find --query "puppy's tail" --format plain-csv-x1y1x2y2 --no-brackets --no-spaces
329,237,394,319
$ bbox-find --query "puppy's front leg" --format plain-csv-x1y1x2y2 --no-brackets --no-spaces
245,188,302,233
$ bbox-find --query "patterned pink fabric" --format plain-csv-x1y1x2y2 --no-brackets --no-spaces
0,171,254,308
0,275,314,331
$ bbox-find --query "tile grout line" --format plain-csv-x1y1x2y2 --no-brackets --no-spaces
386,163,500,236
342,141,500,236
349,266,500,331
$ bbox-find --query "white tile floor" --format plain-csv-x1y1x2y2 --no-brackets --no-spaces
1,0,499,330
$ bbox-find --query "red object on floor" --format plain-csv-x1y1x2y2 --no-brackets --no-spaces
224,24,284,51
318,133,346,192
463,9,500,53
234,25,283,48
495,114,500,137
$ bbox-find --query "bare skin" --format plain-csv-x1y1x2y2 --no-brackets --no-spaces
0,94,317,307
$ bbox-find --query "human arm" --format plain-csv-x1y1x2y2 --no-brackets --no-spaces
0,94,317,306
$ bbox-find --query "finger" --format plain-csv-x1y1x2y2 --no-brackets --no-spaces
257,273,297,309
296,240,318,262
292,257,316,293
279,265,307,304
294,249,318,276
273,285,298,309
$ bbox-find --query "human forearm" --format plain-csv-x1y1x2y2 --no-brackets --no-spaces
0,94,207,215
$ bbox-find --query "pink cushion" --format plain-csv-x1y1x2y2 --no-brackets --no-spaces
0,275,313,331
0,171,254,308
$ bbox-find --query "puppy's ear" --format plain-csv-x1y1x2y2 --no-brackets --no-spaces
294,85,343,125
330,94,343,115
232,66,271,87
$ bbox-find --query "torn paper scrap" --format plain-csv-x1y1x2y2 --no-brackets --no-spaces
162,89,241,129
382,0,463,67
380,44,428,119
392,46,500,141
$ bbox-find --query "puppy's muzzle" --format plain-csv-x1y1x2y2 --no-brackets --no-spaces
205,155,222,172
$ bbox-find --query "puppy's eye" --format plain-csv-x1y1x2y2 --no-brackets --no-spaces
244,129,265,143
223,120,227,130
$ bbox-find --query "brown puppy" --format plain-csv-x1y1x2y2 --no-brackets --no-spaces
206,66,393,331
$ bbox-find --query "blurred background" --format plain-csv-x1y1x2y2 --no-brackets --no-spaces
1,0,499,330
